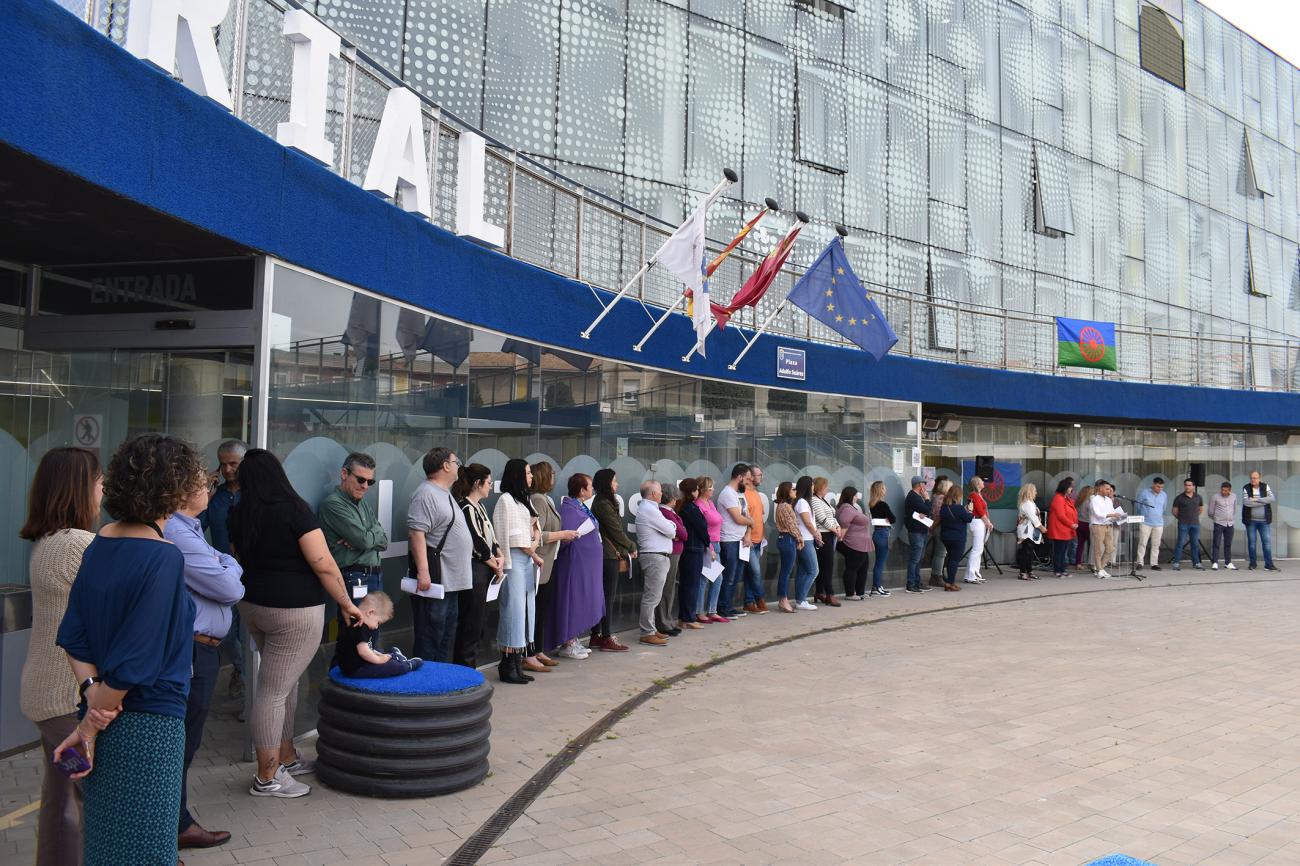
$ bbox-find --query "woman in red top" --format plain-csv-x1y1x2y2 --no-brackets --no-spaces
965,477,991,583
1046,477,1078,578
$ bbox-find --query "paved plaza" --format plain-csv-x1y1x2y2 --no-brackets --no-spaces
4,572,1300,866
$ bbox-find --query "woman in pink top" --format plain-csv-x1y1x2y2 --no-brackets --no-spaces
694,476,728,622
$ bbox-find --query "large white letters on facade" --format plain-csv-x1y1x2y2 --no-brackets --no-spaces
455,132,505,248
125,0,232,110
276,9,339,165
362,87,432,218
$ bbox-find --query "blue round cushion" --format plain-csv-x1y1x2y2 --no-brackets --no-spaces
328,662,485,695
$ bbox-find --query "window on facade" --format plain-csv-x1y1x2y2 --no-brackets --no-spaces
795,64,848,173
1243,128,1273,197
1138,3,1185,90
1247,226,1272,297
1033,144,1074,238
622,378,641,407
793,0,849,19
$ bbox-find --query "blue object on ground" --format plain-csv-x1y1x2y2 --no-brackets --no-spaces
328,662,484,695
1086,856,1158,866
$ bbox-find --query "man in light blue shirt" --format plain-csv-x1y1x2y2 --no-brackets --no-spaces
166,483,245,851
1133,477,1167,570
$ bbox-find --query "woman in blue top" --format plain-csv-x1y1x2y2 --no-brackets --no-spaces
55,433,204,866
938,484,974,591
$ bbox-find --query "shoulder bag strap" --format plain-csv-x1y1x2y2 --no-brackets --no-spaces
429,491,460,557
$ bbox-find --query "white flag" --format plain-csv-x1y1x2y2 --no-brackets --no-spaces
654,201,708,294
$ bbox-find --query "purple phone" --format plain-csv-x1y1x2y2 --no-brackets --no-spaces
53,745,91,777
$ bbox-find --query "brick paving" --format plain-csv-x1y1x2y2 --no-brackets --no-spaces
2,571,1299,866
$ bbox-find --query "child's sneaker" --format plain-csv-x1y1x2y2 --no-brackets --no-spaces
404,657,424,672
389,647,409,663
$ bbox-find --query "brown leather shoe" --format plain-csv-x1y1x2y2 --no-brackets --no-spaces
639,634,668,646
757,598,769,612
521,658,550,673
601,637,629,652
743,603,761,614
537,653,558,667
826,595,841,607
179,823,231,849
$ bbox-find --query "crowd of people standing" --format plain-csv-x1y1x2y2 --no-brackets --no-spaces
14,430,1286,865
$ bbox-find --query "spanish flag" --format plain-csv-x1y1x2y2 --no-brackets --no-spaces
685,206,770,318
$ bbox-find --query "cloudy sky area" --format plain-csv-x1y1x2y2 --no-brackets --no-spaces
1199,0,1300,69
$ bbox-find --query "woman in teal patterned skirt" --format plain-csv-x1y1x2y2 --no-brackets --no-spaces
54,433,204,866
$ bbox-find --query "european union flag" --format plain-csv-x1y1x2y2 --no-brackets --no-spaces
788,239,897,361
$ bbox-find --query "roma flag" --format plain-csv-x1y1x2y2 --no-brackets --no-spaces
1057,317,1117,371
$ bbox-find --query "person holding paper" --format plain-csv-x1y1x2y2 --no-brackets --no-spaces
492,460,545,684
452,463,504,669
791,476,821,610
694,477,726,622
634,481,677,646
835,486,875,600
548,473,607,656
591,469,635,651
676,479,711,627
407,447,474,664
938,484,973,590
904,476,931,593
1170,478,1205,571
1014,484,1044,580
716,464,755,619
868,480,899,596
1087,480,1124,579
1242,471,1278,571
530,462,579,668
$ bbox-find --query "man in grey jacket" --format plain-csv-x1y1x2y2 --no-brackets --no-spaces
1207,481,1237,570
634,481,677,646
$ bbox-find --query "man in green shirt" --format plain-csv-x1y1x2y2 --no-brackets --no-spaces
319,453,389,632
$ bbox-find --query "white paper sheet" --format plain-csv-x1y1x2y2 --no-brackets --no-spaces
911,512,934,528
485,575,503,602
871,518,890,527
702,560,725,583
738,544,751,562
400,576,445,599
576,517,597,537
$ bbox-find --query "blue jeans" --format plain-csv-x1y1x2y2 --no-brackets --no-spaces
743,543,765,604
1051,539,1070,575
794,541,819,602
411,591,459,662
1246,521,1274,568
497,549,536,650
718,541,744,617
336,568,385,634
776,534,797,598
871,527,891,590
906,531,928,589
1173,523,1201,566
696,542,724,614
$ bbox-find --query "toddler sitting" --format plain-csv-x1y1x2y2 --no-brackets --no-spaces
334,592,423,678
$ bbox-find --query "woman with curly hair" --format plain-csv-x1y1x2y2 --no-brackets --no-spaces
53,433,204,866
229,449,361,798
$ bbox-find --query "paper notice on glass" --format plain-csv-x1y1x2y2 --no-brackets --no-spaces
871,518,890,527
911,512,934,528
576,517,597,537
702,560,725,583
400,577,444,599
485,575,504,602
738,544,751,563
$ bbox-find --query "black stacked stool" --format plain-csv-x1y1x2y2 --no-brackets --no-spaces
315,662,492,798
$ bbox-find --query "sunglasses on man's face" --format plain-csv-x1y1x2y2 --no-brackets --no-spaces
350,473,377,486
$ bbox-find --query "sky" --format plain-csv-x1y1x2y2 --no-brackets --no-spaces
1199,0,1300,70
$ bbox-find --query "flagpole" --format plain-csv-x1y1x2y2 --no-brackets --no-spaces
681,211,810,363
727,225,848,370
579,168,737,340
633,196,779,353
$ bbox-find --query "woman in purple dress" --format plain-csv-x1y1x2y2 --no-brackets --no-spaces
547,473,606,660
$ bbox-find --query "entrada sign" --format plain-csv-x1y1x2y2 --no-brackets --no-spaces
124,0,503,247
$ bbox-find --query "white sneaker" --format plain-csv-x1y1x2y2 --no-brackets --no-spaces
250,766,310,798
1226,563,1237,570
794,600,818,611
1097,570,1111,579
1211,562,1219,570
556,643,587,660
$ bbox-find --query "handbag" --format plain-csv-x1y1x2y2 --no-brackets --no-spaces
408,494,459,586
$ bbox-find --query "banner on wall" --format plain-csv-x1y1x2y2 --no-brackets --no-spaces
961,459,1021,509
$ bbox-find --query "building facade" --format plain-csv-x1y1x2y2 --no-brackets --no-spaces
2,0,1300,736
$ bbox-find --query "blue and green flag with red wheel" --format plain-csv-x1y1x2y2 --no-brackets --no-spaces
1056,317,1117,371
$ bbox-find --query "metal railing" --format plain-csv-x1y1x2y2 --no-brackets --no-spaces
72,0,1300,393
